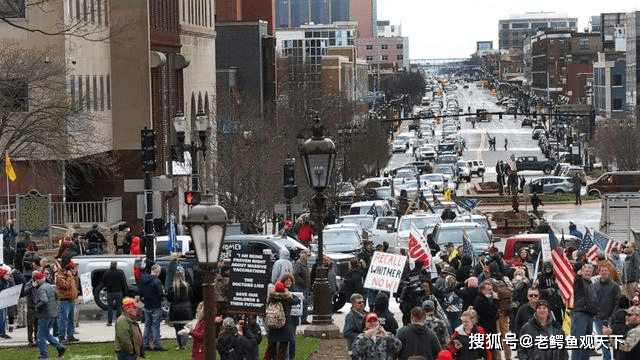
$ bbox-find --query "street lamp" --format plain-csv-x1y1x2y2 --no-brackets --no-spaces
173,110,209,199
182,194,227,360
299,117,340,337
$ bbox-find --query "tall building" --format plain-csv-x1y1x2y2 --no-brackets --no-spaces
376,20,401,37
499,12,577,50
276,0,350,28
350,0,376,38
216,0,276,35
625,11,640,116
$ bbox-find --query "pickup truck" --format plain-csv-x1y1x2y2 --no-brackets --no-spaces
516,156,556,174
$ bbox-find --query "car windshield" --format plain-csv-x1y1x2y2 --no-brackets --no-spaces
423,174,443,182
436,227,491,244
340,217,374,231
399,217,441,232
373,187,392,198
435,167,454,175
323,230,361,247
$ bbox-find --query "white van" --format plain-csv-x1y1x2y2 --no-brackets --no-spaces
349,200,392,218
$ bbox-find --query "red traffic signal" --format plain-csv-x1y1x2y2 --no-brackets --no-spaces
184,191,201,205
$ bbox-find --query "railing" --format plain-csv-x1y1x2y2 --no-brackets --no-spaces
50,197,122,227
0,204,17,225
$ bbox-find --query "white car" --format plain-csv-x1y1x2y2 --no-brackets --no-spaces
395,213,442,250
392,139,407,153
421,174,449,193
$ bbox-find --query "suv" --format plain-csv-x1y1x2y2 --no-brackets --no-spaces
395,213,442,250
467,160,485,177
349,200,393,217
456,160,471,182
322,223,363,254
528,176,576,195
587,171,640,197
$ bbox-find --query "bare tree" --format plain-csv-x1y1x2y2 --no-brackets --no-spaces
593,118,640,170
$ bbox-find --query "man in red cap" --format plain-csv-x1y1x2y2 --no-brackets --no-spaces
56,261,79,343
115,297,144,360
0,266,14,339
34,270,66,359
279,219,297,239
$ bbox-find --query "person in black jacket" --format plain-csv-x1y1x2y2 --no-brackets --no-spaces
343,259,365,304
473,280,499,335
103,261,127,326
518,300,568,360
396,307,441,360
167,271,193,350
571,264,598,360
374,292,398,335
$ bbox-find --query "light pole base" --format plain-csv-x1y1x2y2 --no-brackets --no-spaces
301,323,342,338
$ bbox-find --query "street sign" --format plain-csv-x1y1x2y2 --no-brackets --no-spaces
274,203,304,215
137,192,162,219
124,177,173,192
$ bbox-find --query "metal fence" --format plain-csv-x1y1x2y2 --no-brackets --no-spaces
50,197,122,227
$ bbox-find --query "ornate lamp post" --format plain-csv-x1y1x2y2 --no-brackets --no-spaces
173,110,209,194
299,117,341,337
182,195,227,360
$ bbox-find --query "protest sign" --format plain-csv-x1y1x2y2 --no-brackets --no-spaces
290,292,303,316
80,272,94,304
364,251,406,293
228,252,271,316
0,284,21,309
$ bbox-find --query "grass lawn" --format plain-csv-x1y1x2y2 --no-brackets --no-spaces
2,337,321,360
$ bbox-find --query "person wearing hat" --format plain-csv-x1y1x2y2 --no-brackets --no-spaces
85,223,106,255
0,266,15,339
56,261,79,343
396,306,441,360
34,270,66,359
217,316,258,360
352,312,402,359
423,299,450,349
292,249,311,324
103,261,127,326
440,205,456,222
517,300,568,360
264,280,299,360
278,219,297,240
271,247,293,284
114,297,144,360
603,305,640,357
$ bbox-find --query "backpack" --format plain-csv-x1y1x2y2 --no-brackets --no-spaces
492,277,513,310
23,250,37,270
265,300,286,329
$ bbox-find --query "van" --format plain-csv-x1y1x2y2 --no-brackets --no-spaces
349,200,392,217
587,171,640,197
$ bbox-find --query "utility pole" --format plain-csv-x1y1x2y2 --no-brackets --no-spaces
141,128,156,262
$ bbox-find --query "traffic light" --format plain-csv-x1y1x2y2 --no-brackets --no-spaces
283,162,297,198
141,128,156,172
184,191,201,205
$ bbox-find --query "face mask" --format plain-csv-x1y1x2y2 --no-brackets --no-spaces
485,293,492,298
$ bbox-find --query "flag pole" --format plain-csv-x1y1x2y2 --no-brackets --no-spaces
5,151,9,212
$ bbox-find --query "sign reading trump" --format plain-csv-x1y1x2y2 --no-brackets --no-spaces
364,251,407,293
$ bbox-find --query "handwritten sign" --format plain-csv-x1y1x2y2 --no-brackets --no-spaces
228,253,271,316
364,251,407,293
80,272,94,304
0,284,21,309
290,292,303,317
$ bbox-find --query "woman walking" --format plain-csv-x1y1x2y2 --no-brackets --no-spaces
167,270,193,350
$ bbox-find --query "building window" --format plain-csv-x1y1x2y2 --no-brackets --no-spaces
104,0,108,25
366,45,373,50
0,0,26,18
579,39,589,49
85,75,90,110
396,55,403,60
381,44,388,50
100,76,104,111
381,55,388,61
78,76,83,110
613,98,622,110
396,44,403,50
613,74,623,86
90,0,95,23
0,77,28,111
366,56,373,61
106,75,111,109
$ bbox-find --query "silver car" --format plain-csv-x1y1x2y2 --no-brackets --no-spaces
528,176,575,195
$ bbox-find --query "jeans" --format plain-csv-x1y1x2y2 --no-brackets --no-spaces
38,316,63,359
0,307,6,335
118,352,137,360
107,292,123,324
571,310,593,360
57,300,75,339
143,307,162,349
289,318,298,360
593,318,611,360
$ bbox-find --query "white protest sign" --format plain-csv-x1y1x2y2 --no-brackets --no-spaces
0,284,22,309
80,272,94,304
364,251,407,293
540,236,552,263
290,292,303,317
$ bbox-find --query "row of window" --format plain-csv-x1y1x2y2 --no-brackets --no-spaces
69,0,109,26
365,44,403,50
365,55,403,61
69,74,111,112
183,0,213,27
0,0,25,18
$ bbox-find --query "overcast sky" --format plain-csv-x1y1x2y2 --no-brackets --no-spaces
376,0,639,59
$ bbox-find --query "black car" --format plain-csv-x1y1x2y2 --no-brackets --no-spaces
404,161,432,174
521,117,534,127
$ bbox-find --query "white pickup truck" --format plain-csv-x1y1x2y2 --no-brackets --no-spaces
371,216,399,253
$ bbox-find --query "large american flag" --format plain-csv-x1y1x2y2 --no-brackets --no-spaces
593,229,625,258
463,230,481,267
549,229,576,308
578,229,599,263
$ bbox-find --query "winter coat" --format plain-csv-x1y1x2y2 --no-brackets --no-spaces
424,314,449,348
217,326,257,360
447,324,492,360
130,236,141,255
352,329,402,360
103,268,127,294
190,320,205,360
140,273,164,310
114,313,144,357
473,294,499,334
374,292,399,335
266,288,299,343
343,268,364,300
593,278,621,321
616,323,640,360
298,223,313,243
622,251,640,283
517,314,568,360
271,248,293,284
396,323,442,360
514,303,536,335
292,258,310,290
35,281,59,318
344,308,365,350
56,271,78,300
457,286,479,312
572,275,599,315
167,285,193,323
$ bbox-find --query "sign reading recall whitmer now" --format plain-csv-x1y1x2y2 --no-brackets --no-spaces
364,251,407,293
228,253,271,316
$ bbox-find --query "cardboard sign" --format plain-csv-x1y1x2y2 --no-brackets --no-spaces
541,236,552,263
80,272,94,304
364,251,407,293
290,292,303,317
227,253,271,316
0,284,21,309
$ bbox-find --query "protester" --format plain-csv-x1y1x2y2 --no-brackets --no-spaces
292,249,311,324
603,305,640,358
0,267,15,339
447,308,492,360
373,292,399,335
593,265,621,360
56,261,79,343
167,270,193,350
217,317,258,360
623,243,640,298
441,275,463,332
423,299,450,349
214,266,231,317
514,288,540,335
571,264,598,360
114,297,144,360
279,219,297,239
264,281,299,360
23,271,39,346
281,273,301,360
396,307,442,360
531,193,543,217
473,281,499,336
34,271,66,360
352,312,402,360
103,261,127,326
271,248,293,284
344,293,366,359
140,264,166,351
517,300,568,360
86,223,106,255
186,302,205,360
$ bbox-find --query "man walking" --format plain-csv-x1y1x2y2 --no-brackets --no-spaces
56,261,79,343
140,264,165,351
622,243,640,298
396,307,442,360
34,271,66,359
115,297,145,360
571,264,598,360
531,193,543,217
514,289,539,335
593,266,621,360
103,261,127,326
423,299,449,348
292,249,311,324
573,173,582,205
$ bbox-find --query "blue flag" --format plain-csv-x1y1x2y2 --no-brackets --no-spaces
457,198,481,211
166,213,180,253
367,203,378,217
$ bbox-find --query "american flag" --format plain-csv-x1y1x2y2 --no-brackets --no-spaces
578,229,599,263
549,229,576,308
593,230,625,258
463,230,481,267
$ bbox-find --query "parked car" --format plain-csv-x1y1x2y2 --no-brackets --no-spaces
395,213,442,250
587,171,640,197
322,223,363,254
349,200,393,217
456,160,471,182
502,234,582,265
371,216,399,253
337,214,375,238
467,160,485,177
528,176,577,195
431,222,495,254
421,173,451,193
405,161,433,174
392,139,407,153
532,128,547,140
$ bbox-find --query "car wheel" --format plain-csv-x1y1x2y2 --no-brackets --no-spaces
93,282,109,310
554,190,564,195
478,169,484,177
543,166,552,175
588,190,601,198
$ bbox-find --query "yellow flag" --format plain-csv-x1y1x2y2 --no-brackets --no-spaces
5,154,16,181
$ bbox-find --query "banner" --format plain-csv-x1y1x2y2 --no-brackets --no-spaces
407,224,437,274
228,253,271,316
80,272,94,304
0,284,21,309
364,251,407,293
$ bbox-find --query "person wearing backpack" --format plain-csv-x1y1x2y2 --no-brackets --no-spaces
488,262,515,360
264,280,300,360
